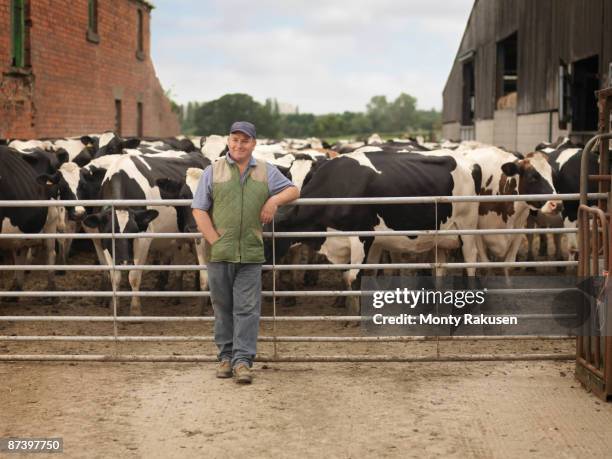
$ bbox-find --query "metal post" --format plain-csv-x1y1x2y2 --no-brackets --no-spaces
434,197,441,359
111,205,118,346
271,216,278,359
580,133,612,206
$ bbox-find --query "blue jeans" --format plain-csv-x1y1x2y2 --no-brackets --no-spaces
207,262,262,368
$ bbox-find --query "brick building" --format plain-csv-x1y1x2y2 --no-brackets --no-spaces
0,0,180,139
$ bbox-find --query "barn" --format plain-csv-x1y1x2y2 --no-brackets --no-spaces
0,0,179,139
442,0,612,153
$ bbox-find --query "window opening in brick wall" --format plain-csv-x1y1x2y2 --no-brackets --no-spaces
137,102,144,137
87,0,99,43
88,0,98,33
136,9,145,59
115,99,122,136
11,0,25,68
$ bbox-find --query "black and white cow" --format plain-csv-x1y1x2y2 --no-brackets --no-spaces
22,148,68,176
49,150,199,264
0,146,62,299
51,137,97,166
512,139,575,264
85,132,141,159
261,154,327,304
138,137,197,153
274,147,482,313
541,139,597,259
34,154,125,266
82,207,159,296
8,139,69,176
460,147,561,270
156,167,209,309
8,139,53,152
331,140,366,154
382,138,431,152
201,135,228,162
82,151,208,314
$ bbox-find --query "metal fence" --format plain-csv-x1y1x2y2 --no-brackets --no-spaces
0,192,606,362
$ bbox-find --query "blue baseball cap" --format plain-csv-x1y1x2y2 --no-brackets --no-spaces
230,121,256,139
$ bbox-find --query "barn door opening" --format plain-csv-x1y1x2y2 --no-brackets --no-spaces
460,58,475,140
559,61,572,130
572,55,599,135
462,59,475,126
496,32,517,110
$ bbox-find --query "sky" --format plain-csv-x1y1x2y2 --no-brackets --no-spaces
150,0,474,114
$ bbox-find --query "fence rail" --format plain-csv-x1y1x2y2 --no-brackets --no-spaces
0,227,581,240
0,193,592,362
0,192,606,207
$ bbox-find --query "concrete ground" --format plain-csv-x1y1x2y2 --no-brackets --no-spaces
1,360,611,458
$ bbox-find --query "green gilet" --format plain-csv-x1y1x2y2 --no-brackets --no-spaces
207,158,269,263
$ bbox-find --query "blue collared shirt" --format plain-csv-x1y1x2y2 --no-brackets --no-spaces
191,153,295,211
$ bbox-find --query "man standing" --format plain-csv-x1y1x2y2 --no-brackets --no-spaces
191,121,299,384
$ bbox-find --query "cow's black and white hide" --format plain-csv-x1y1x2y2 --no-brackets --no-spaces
540,138,596,260
83,152,208,314
0,146,62,300
156,167,211,312
86,132,141,159
274,147,482,314
460,147,561,274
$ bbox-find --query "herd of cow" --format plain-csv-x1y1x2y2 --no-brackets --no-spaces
0,131,594,315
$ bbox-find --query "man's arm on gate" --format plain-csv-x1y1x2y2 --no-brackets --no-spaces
260,163,300,224
260,187,300,224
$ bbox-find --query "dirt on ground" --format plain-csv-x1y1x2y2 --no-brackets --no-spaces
1,242,611,458
1,360,612,458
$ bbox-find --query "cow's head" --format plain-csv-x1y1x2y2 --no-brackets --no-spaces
51,138,93,167
36,169,79,219
35,171,62,200
77,165,107,214
501,152,562,214
80,135,99,160
82,208,159,266
39,162,95,220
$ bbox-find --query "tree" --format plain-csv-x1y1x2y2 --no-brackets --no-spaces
193,93,279,137
186,91,441,139
390,92,417,132
278,113,316,138
366,95,391,131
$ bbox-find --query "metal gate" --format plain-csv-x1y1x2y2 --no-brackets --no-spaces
576,86,612,401
1,191,604,363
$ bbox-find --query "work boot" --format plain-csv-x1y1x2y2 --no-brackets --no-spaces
216,360,232,379
233,364,253,384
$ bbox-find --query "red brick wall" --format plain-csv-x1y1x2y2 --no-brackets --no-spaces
0,0,179,139
0,1,36,138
